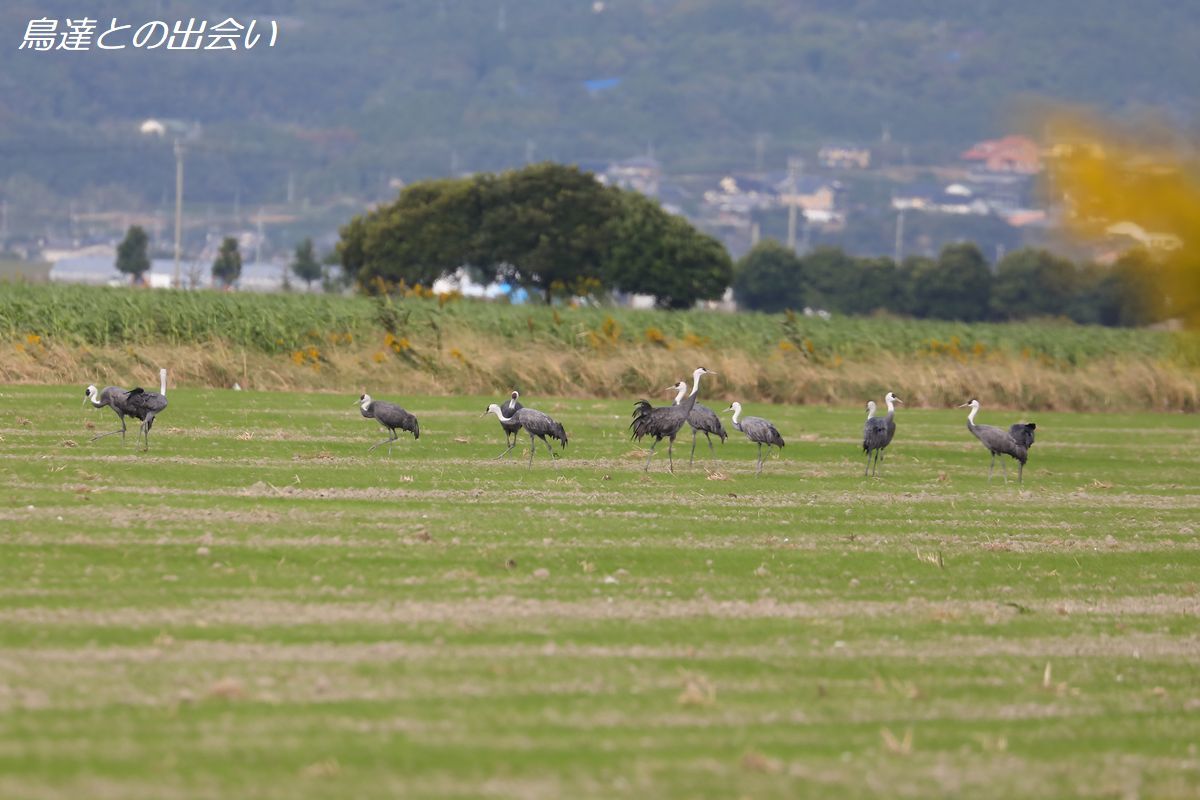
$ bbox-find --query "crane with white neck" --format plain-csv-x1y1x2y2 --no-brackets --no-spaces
959,398,1036,484
630,366,715,472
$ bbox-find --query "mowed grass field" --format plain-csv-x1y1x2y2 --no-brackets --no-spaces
0,384,1198,799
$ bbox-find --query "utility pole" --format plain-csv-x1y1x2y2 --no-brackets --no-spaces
173,138,184,289
785,157,802,251
893,208,905,265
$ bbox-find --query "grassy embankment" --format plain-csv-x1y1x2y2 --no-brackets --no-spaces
0,386,1197,798
1,283,1197,410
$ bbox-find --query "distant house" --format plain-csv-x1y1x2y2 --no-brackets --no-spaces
702,175,778,216
604,156,661,196
818,144,871,169
776,175,838,214
961,135,1041,174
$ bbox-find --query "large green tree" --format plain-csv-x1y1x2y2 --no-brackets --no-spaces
909,243,992,321
115,225,151,286
212,237,243,288
733,240,806,312
474,163,619,301
605,192,732,309
339,177,484,292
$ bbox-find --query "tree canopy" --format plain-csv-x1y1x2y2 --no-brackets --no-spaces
115,225,151,285
212,237,243,288
338,162,730,307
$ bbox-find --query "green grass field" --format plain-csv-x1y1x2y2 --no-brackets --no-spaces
1,385,1197,799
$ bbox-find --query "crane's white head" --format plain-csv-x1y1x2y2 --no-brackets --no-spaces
693,366,715,380
885,391,903,405
866,400,877,417
668,380,688,402
958,398,980,410
482,402,510,420
358,393,373,411
723,401,742,414
510,390,520,401
84,385,100,407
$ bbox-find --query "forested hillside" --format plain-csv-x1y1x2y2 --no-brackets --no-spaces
2,0,1198,208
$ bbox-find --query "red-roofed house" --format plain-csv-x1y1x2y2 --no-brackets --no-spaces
961,135,1041,174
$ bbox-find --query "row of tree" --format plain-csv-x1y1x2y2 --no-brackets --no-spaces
337,163,732,309
117,227,325,290
734,241,1159,326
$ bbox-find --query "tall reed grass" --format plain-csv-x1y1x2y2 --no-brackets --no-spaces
2,283,1196,410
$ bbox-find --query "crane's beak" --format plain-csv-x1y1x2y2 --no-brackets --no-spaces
957,402,970,408
480,409,490,417
894,398,904,404
723,406,734,413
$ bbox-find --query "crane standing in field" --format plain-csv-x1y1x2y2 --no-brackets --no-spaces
85,368,169,450
959,398,1036,484
724,401,785,475
84,384,133,442
630,367,716,473
669,379,727,465
483,402,568,467
492,390,524,459
862,391,902,476
358,393,420,455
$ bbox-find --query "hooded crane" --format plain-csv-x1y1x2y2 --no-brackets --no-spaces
670,379,727,465
629,367,715,472
492,390,524,460
959,398,1036,484
85,368,169,450
724,401,785,475
358,393,419,454
862,391,902,476
84,385,133,442
483,403,567,468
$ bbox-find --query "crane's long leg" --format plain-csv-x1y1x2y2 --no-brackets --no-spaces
864,449,871,477
988,452,996,482
140,413,156,451
643,439,658,471
689,428,698,466
92,409,128,442
706,432,717,460
493,439,517,460
368,429,396,453
527,433,537,468
667,435,676,474
542,436,556,460
1001,459,1009,484
756,443,764,476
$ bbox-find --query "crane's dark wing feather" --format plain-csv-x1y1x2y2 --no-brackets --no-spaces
1009,423,1036,450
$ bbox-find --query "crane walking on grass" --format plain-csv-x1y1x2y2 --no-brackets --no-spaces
960,398,1036,484
670,379,727,465
492,390,524,459
358,393,420,455
483,402,568,467
629,367,716,473
85,368,169,451
862,391,902,476
724,401,785,476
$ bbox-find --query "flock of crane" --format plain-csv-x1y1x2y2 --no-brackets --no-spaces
84,365,1037,482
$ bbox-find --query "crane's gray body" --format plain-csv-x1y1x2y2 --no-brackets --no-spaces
488,405,567,467
963,399,1036,484
360,394,419,455
727,402,785,475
